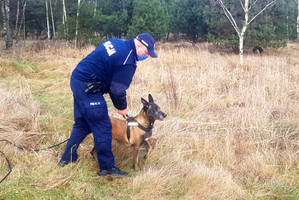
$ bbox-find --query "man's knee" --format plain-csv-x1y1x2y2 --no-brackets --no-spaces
94,135,111,145
94,135,112,151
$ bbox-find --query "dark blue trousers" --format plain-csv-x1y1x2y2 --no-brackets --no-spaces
60,75,115,170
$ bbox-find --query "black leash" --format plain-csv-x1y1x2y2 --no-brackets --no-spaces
0,139,69,152
0,138,68,184
0,150,12,184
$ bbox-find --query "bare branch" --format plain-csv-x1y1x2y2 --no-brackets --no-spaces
248,0,276,25
79,0,86,9
248,0,259,11
239,0,245,11
217,0,241,35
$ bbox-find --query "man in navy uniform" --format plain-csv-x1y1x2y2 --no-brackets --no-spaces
59,33,158,176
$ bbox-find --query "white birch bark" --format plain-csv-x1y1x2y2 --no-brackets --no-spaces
75,0,81,47
45,0,50,39
2,0,13,49
1,1,6,36
93,0,97,18
239,0,248,65
23,2,25,43
15,0,27,47
62,0,67,36
297,0,299,41
49,0,55,38
217,0,276,65
15,0,26,46
14,0,19,38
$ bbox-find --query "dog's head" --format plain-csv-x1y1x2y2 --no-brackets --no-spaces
141,94,167,121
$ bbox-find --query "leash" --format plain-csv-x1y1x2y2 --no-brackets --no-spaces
0,150,12,184
0,138,69,152
0,138,69,184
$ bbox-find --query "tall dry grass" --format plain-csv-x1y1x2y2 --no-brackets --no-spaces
127,44,299,199
0,41,298,199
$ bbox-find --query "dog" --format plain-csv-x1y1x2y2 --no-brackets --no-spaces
91,94,167,170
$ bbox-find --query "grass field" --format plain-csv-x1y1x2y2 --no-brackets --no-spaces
0,40,298,200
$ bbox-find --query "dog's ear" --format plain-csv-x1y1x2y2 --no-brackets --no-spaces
141,97,149,107
148,94,154,103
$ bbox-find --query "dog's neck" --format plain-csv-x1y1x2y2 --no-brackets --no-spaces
135,108,154,128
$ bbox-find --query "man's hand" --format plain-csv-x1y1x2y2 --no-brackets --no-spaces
117,108,129,116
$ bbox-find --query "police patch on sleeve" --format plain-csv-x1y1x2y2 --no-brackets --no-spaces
103,41,116,56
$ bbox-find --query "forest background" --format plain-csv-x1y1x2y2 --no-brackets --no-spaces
0,0,298,50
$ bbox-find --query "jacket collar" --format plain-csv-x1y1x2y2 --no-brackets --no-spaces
129,39,137,61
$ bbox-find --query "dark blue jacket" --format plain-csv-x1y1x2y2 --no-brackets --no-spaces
72,38,137,110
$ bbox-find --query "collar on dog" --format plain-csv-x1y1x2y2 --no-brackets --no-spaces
124,115,154,143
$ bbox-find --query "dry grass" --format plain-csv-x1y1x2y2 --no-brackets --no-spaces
0,40,298,199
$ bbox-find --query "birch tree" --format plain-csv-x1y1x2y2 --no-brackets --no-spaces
93,0,97,18
49,0,55,38
75,0,85,47
297,0,299,41
14,0,19,38
15,0,27,47
1,1,5,35
45,0,51,39
216,0,276,65
1,0,13,49
62,0,68,37
21,0,26,42
75,0,81,47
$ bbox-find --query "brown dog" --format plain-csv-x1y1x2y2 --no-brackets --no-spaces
91,94,167,170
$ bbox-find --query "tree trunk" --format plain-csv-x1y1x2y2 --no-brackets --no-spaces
23,4,25,42
15,0,26,47
239,0,249,66
93,0,97,18
49,0,55,38
286,15,289,41
75,0,81,48
2,0,13,49
62,0,68,37
14,0,19,39
239,34,244,65
1,1,6,35
45,0,50,39
297,0,299,42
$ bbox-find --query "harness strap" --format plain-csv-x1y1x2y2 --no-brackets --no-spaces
124,115,153,143
126,125,131,142
137,123,153,133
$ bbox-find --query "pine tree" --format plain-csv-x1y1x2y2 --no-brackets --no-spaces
128,0,168,38
170,0,209,44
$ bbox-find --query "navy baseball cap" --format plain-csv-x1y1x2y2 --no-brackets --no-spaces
136,33,158,58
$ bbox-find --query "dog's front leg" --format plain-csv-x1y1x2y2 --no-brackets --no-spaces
144,137,157,159
132,147,141,170
143,140,151,159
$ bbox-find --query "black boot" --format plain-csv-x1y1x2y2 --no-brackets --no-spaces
98,166,128,176
58,159,76,167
